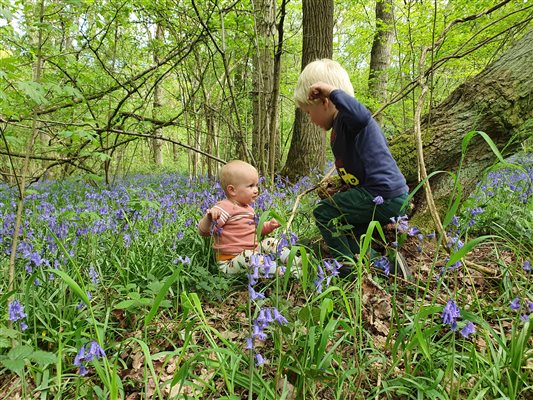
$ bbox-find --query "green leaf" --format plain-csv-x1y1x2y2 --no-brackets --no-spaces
30,351,57,366
16,81,48,105
0,327,19,340
0,337,11,349
114,299,139,310
46,269,90,304
446,235,498,267
1,359,25,375
8,344,33,360
144,267,181,327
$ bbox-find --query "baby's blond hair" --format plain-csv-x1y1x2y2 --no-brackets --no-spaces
294,59,354,106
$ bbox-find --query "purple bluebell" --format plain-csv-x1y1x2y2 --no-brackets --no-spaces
255,353,266,366
245,337,253,350
8,300,26,322
523,260,531,272
262,256,274,277
510,297,521,310
314,264,325,294
460,321,476,338
442,300,460,331
374,257,391,276
273,308,288,325
89,266,99,284
252,322,267,340
373,196,384,205
86,341,106,361
248,285,265,301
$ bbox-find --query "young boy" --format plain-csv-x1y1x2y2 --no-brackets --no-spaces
294,59,409,278
198,160,300,276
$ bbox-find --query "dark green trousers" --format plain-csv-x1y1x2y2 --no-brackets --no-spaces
313,187,408,261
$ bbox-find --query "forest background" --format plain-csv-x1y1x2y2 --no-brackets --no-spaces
0,0,532,399
1,0,530,186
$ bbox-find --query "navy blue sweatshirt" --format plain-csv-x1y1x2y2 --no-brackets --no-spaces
330,89,408,198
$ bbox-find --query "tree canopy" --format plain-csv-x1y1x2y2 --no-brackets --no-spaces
0,0,530,184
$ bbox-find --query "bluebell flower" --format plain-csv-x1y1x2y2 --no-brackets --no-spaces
174,255,191,265
272,308,288,325
374,257,391,276
442,300,460,331
252,322,267,340
255,353,266,366
520,314,530,322
460,321,476,338
262,257,274,277
74,340,106,376
407,226,420,237
373,196,384,205
86,341,106,361
8,300,26,322
314,264,325,293
523,260,531,272
89,266,99,284
245,337,254,350
248,285,265,301
510,297,521,310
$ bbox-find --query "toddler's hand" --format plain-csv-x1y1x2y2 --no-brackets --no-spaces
269,218,281,230
207,208,222,221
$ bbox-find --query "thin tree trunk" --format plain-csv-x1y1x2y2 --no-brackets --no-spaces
252,0,276,176
368,0,394,126
152,22,164,166
268,0,287,180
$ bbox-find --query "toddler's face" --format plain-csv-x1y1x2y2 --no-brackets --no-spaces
232,168,259,205
300,101,335,131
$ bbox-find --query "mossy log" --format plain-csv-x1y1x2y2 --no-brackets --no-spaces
391,29,533,214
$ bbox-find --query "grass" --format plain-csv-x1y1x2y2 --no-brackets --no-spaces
0,151,532,399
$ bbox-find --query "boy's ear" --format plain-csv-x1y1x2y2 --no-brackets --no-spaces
227,184,236,195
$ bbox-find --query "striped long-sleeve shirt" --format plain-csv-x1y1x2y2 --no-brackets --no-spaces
198,199,277,256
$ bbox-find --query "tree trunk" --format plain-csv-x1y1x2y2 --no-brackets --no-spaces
151,22,164,166
368,0,394,126
390,29,533,212
281,0,333,181
252,0,276,176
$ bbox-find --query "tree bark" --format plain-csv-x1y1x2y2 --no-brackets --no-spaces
252,0,276,176
368,0,394,126
390,28,533,212
281,0,333,181
152,22,164,166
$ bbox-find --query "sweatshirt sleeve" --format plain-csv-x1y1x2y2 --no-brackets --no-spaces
330,89,372,130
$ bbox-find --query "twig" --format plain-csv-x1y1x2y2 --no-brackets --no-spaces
285,166,335,232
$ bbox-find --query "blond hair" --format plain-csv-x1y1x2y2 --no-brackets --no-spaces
219,160,257,193
294,59,354,106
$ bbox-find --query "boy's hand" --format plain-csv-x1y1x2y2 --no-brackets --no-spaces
309,82,336,101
